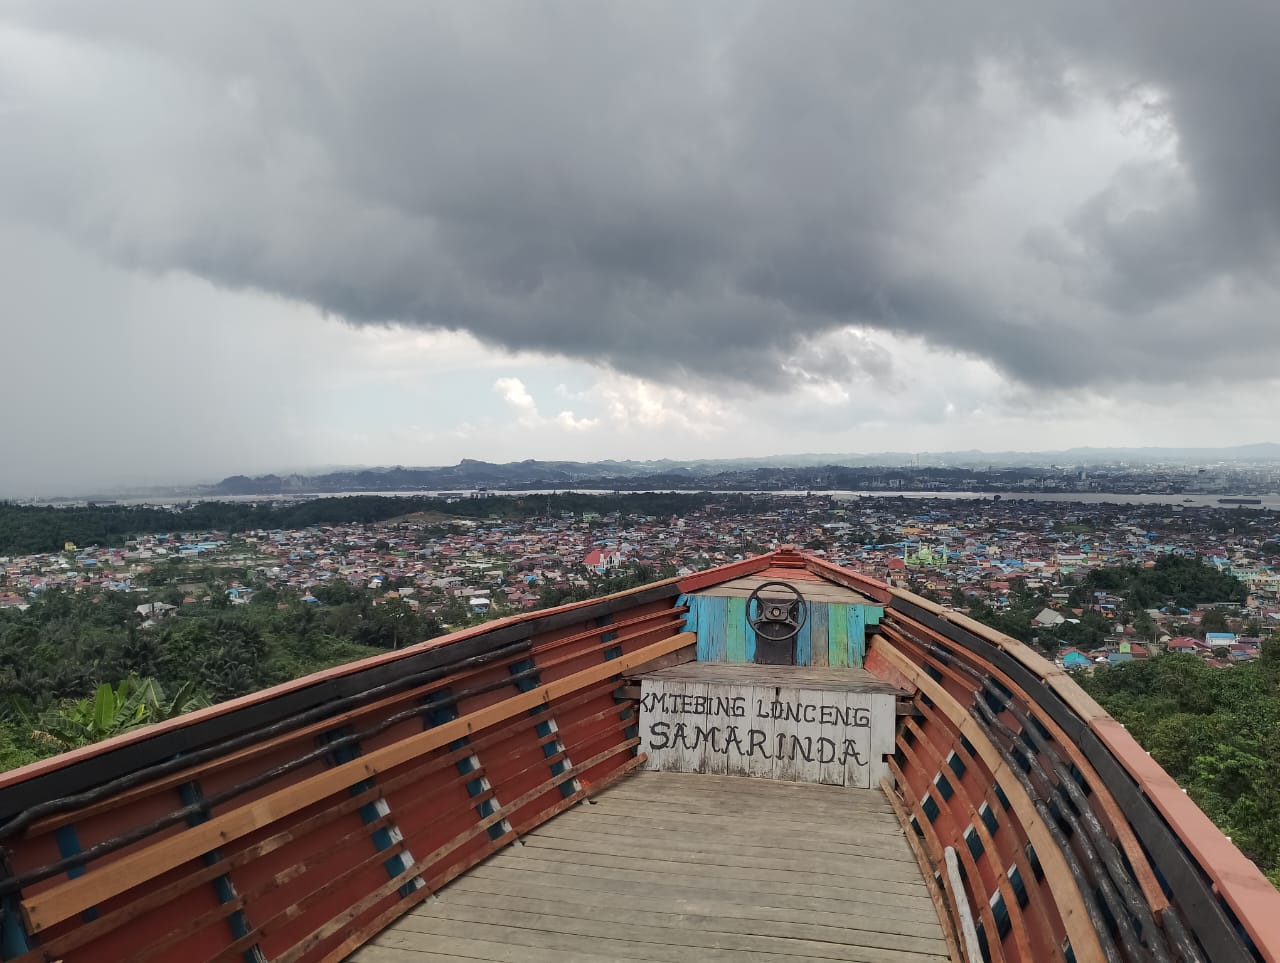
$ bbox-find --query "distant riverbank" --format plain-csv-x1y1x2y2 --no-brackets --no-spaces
41,488,1280,510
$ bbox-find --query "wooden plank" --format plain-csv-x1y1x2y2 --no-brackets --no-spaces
572,806,909,842
352,945,488,963
623,643,696,678
703,683,731,777
511,834,924,881
795,610,813,667
21,633,695,933
367,933,661,963
423,890,953,955
526,820,916,862
598,773,899,806
829,604,850,668
676,680,709,773
725,597,748,663
464,861,938,916
398,901,950,962
689,596,711,661
702,596,728,663
871,689,895,787
580,800,905,837
819,688,846,785
377,920,943,963
809,602,830,668
944,847,984,963
445,876,945,936
746,683,776,780
850,604,868,668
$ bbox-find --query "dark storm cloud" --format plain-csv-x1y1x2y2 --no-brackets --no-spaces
2,0,1279,390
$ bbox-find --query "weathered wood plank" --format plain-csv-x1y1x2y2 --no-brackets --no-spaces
396,906,949,962
795,611,813,666
446,874,947,931
809,601,830,668
496,840,929,885
851,604,868,667
569,806,910,842
423,891,952,954
830,604,851,667
702,595,728,663
463,862,939,915
725,597,748,663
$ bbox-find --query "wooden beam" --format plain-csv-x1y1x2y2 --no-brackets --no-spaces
20,632,694,933
945,846,985,963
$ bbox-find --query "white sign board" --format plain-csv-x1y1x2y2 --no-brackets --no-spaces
638,679,894,788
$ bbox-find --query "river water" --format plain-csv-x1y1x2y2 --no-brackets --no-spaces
40,489,1280,510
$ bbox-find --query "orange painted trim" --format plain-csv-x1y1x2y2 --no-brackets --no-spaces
676,554,773,592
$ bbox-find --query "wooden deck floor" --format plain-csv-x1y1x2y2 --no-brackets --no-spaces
351,771,951,963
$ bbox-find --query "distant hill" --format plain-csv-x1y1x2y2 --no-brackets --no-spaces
205,443,1280,496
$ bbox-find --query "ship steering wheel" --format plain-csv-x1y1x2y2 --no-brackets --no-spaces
746,581,809,642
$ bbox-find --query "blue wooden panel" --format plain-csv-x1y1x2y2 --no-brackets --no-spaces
703,595,728,662
849,605,867,668
744,611,757,663
808,602,829,667
795,608,813,666
677,593,699,635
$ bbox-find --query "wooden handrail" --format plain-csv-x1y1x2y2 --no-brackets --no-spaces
871,639,1107,963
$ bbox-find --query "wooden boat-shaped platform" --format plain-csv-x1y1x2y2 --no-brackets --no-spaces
0,550,1277,962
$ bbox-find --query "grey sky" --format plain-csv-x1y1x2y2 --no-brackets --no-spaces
1,2,1278,494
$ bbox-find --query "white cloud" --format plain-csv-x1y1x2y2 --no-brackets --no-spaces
494,377,539,425
494,377,598,433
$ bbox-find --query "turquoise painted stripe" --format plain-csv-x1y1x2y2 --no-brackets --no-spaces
829,603,850,667
725,597,747,662
795,609,812,666
704,596,728,662
849,605,867,667
744,613,757,663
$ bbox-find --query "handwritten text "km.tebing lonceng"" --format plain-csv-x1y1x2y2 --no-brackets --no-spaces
639,691,871,728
